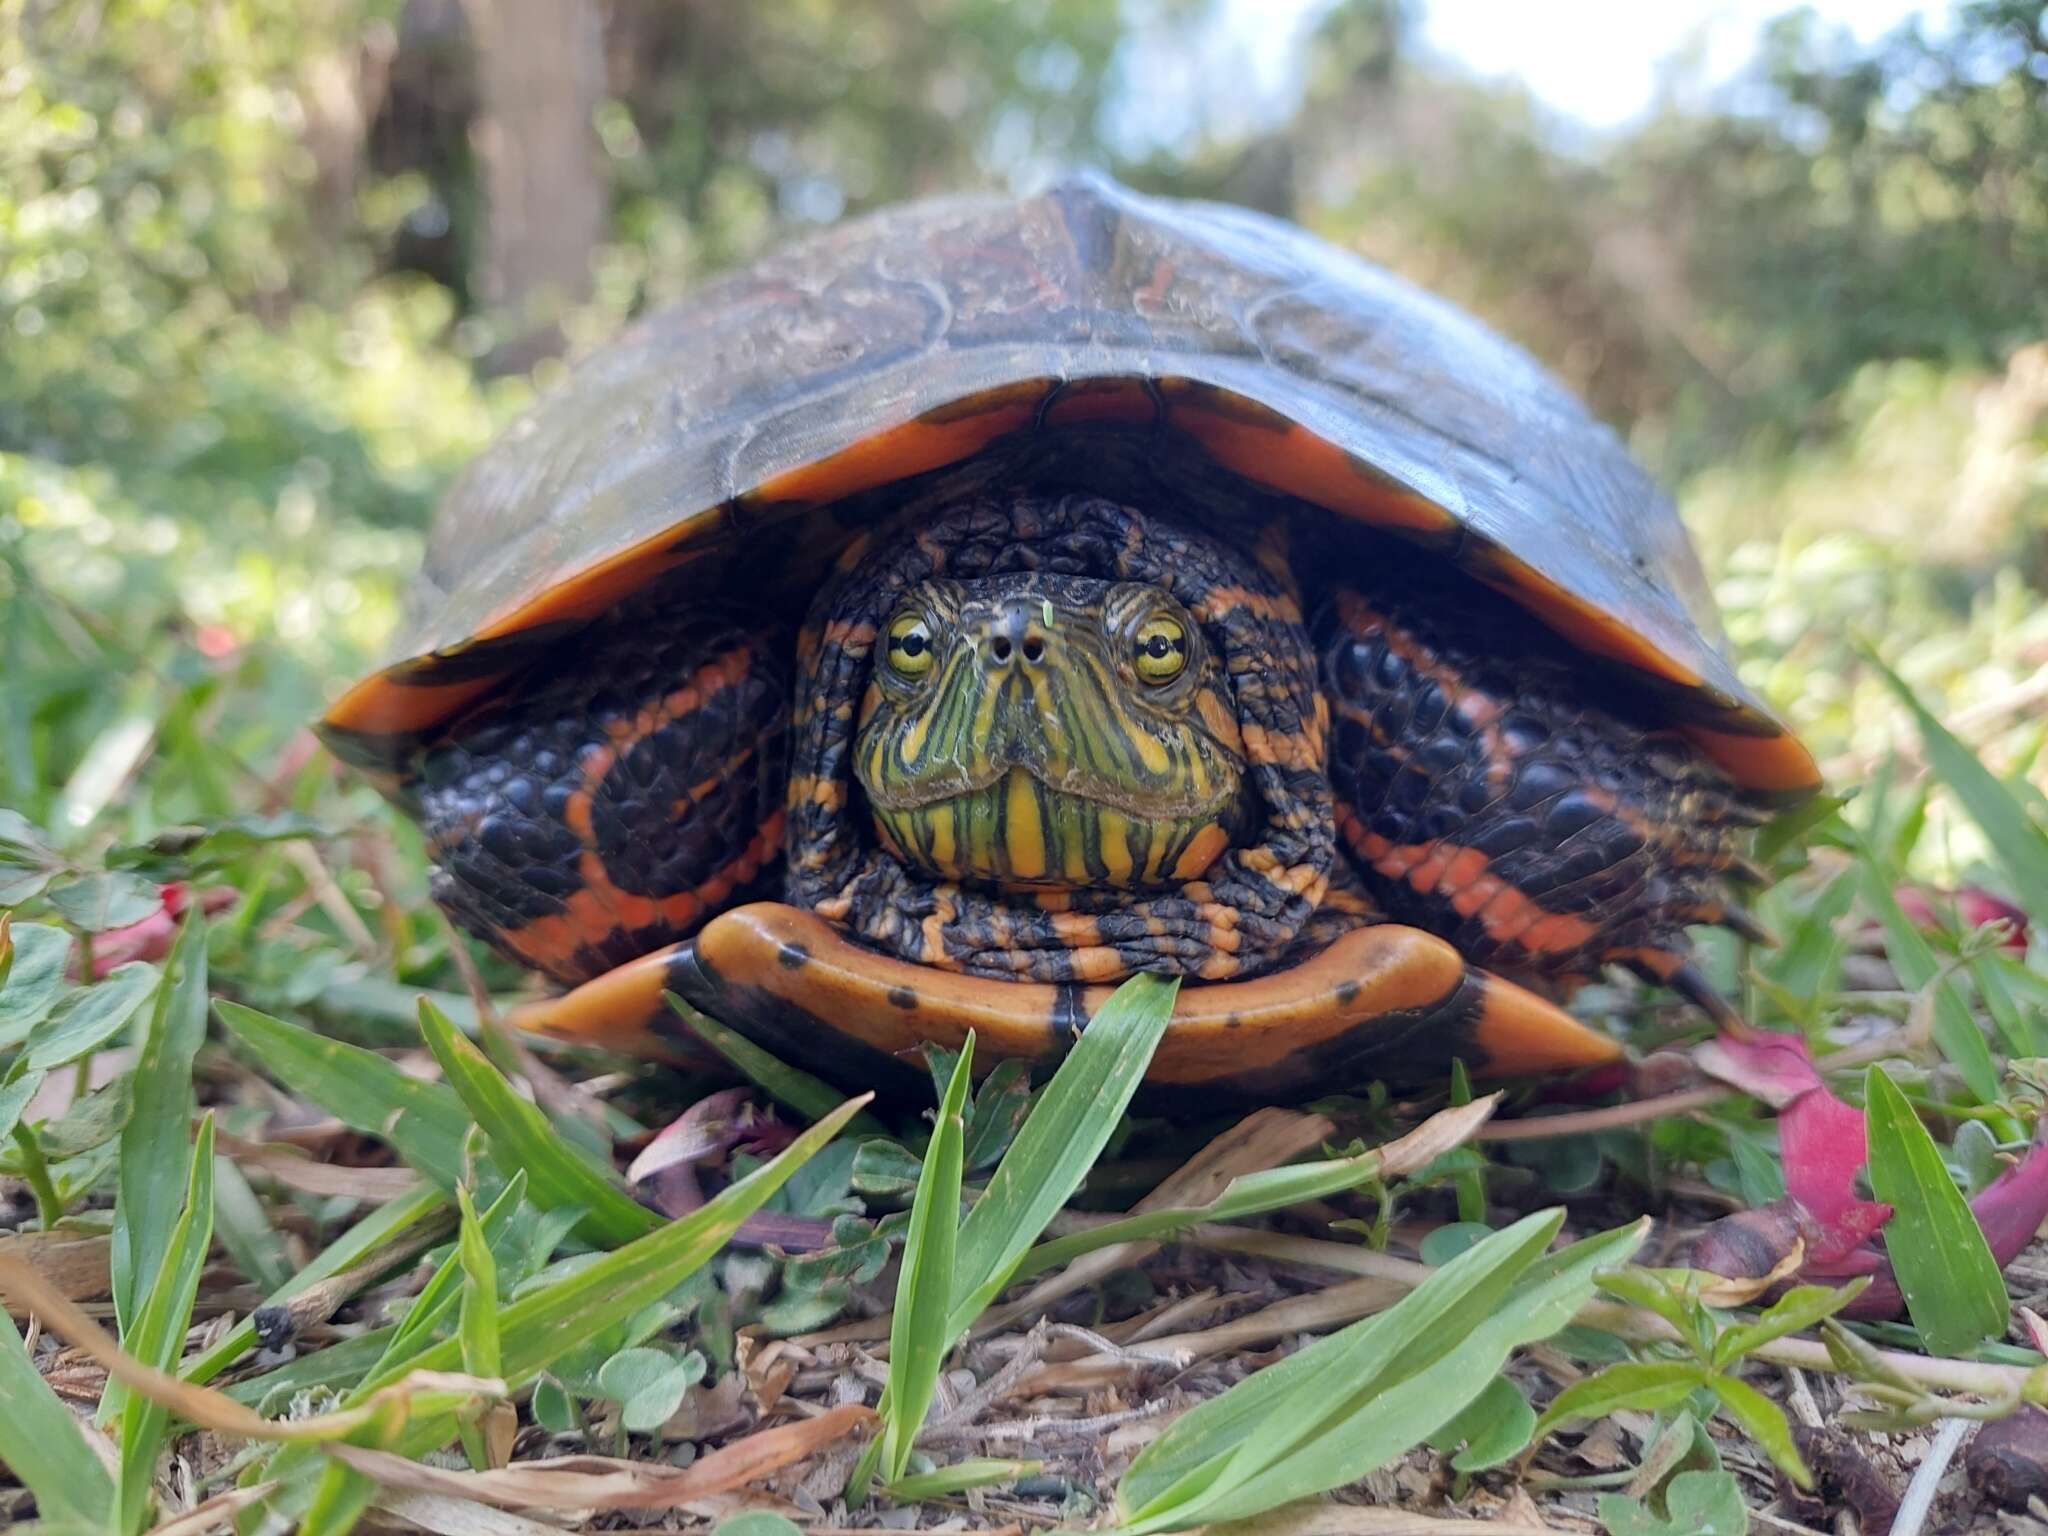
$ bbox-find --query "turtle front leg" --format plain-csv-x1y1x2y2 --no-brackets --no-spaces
415,611,790,984
1316,588,1769,1026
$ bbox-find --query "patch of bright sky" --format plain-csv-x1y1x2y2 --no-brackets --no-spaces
1417,0,1950,127
1107,0,1956,157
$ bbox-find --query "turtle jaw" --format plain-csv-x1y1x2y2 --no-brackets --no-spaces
869,767,1240,888
852,572,1251,890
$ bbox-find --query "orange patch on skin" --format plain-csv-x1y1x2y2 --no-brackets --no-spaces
1448,872,1504,919
1198,585,1300,623
1172,823,1233,881
501,812,784,978
1608,945,1684,982
1341,815,1604,957
1519,912,1599,954
673,902,1617,1086
1195,687,1246,754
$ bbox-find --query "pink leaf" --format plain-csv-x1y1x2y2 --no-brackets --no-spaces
1689,1030,2048,1321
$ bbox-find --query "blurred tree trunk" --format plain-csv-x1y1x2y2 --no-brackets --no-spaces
460,0,605,373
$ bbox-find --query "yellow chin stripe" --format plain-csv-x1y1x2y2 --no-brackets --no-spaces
874,768,1232,888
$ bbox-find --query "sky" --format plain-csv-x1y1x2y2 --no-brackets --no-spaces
1413,0,1952,127
1112,0,1958,154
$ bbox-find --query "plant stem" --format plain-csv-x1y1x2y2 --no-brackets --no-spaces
12,1122,65,1228
1474,1086,1732,1141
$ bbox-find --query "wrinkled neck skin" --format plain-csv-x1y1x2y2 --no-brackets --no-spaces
853,571,1254,890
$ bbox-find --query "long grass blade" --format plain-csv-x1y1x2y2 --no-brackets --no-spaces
1009,1143,1396,1284
1863,1065,2007,1354
1871,653,2048,918
111,911,207,1332
115,1114,218,1534
419,999,656,1246
0,1306,114,1525
667,994,888,1135
216,999,471,1189
945,974,1177,1335
880,1034,972,1480
1117,1216,1644,1532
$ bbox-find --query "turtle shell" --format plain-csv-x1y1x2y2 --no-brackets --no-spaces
319,172,1818,798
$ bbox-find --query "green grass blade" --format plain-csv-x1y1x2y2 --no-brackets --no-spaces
455,1187,503,1381
115,1114,217,1535
945,974,1177,1336
1010,1143,1393,1284
248,1091,872,1523
215,999,471,1189
380,1173,526,1366
454,1185,504,1472
0,1307,115,1525
1706,1373,1811,1486
111,911,207,1332
1118,1209,1564,1519
183,1182,450,1387
1871,654,2048,917
885,1458,1043,1500
881,1033,973,1481
1863,1065,2008,1354
418,999,656,1246
211,1151,293,1293
297,1461,380,1536
667,993,888,1134
1122,1219,1644,1533
1855,853,2000,1101
1972,951,2044,1058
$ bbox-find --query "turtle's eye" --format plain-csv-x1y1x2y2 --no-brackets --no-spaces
1133,614,1189,684
884,610,935,678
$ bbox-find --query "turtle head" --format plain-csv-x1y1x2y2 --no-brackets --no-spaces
852,572,1253,888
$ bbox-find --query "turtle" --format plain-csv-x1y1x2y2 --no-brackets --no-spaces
317,173,1821,1107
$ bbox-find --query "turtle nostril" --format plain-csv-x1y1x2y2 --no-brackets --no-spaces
990,635,1013,663
1022,635,1045,664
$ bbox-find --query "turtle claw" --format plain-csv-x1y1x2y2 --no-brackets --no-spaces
1718,902,1775,947
1668,960,1750,1034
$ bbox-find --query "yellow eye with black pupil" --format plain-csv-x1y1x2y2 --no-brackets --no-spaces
885,612,934,677
1133,616,1188,683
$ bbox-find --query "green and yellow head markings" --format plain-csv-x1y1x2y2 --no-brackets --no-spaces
853,573,1251,890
